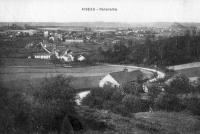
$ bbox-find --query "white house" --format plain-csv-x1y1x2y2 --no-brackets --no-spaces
99,69,145,88
77,55,86,61
58,49,74,62
34,53,51,59
60,54,74,62
49,36,55,42
99,74,120,87
44,31,49,37
65,39,83,43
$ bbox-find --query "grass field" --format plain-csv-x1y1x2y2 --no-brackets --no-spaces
134,111,200,134
168,62,200,70
0,64,153,90
176,67,200,79
77,107,200,134
62,42,100,53
168,62,200,81
0,58,54,66
0,65,138,79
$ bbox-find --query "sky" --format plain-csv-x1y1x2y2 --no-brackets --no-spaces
0,0,200,22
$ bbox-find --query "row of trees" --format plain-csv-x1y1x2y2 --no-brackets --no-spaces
0,36,44,58
98,34,200,66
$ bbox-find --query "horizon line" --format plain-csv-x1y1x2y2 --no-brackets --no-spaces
1,21,200,24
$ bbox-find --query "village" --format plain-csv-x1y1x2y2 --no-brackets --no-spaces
2,0,200,132
1,22,200,134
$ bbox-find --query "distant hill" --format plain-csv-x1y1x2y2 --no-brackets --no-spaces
170,22,187,29
1,22,200,28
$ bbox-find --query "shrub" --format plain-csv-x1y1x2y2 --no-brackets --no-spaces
33,75,78,133
184,98,200,115
112,104,130,116
154,93,184,112
110,89,124,103
0,75,82,134
122,82,143,95
165,74,191,94
82,87,117,109
122,94,150,113
147,83,162,101
0,85,31,134
83,85,150,116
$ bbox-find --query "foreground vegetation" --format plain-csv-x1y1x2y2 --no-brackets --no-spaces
83,74,200,117
1,74,200,134
0,75,78,134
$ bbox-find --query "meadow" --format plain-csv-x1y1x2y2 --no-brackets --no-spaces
168,62,200,81
0,64,153,91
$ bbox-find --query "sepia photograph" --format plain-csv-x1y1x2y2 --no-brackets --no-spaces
0,0,200,134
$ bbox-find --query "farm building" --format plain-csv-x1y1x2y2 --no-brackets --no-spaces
59,49,74,62
44,31,49,37
65,39,83,43
11,29,37,36
77,55,86,61
99,69,146,88
34,53,51,59
60,54,74,62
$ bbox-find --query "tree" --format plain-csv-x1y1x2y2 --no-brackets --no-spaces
147,83,162,103
165,74,191,94
122,94,149,113
122,82,143,95
154,93,184,112
184,98,200,115
82,86,116,109
33,75,77,133
0,85,31,134
50,54,61,65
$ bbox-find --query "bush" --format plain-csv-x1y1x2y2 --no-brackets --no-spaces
0,85,31,134
0,75,83,134
184,98,200,115
147,83,162,102
110,90,124,103
112,104,130,116
82,85,150,116
82,87,117,109
154,93,184,112
122,94,150,113
122,82,144,95
33,75,77,133
165,74,191,94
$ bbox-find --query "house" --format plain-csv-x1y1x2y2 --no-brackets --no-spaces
99,69,146,88
77,55,86,61
34,53,51,59
60,54,74,62
59,49,74,62
65,39,83,43
44,31,49,37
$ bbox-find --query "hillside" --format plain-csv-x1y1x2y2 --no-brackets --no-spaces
76,106,200,134
134,111,200,134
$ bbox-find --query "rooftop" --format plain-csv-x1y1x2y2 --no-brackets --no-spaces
109,69,145,85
